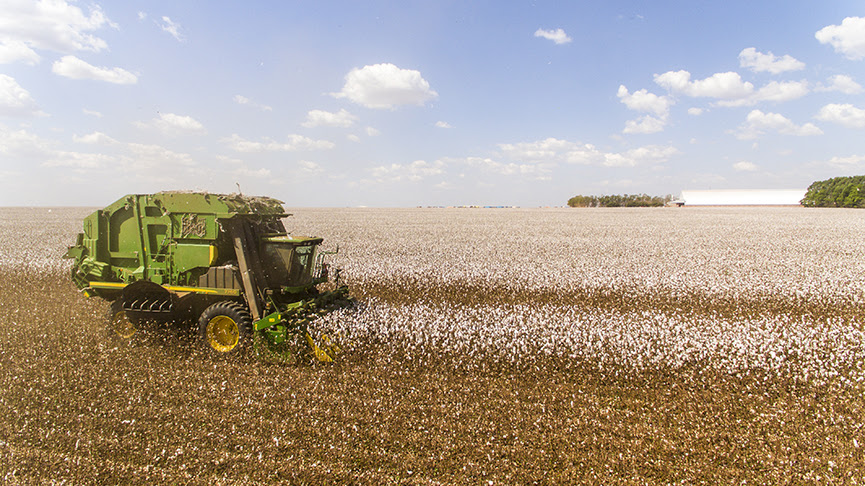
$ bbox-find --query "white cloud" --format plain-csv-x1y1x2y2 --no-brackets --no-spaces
738,47,805,74
243,167,273,178
0,126,53,156
138,11,147,21
366,126,381,136
370,160,444,182
435,121,452,129
82,108,102,118
347,134,361,143
73,131,118,145
497,137,678,168
0,0,115,64
298,160,324,177
499,138,578,162
534,28,572,45
623,115,666,134
826,154,865,168
688,107,704,116
42,151,112,169
0,74,43,117
161,16,184,41
0,125,210,183
607,145,680,167
136,113,206,135
52,55,137,84
302,109,356,128
458,157,543,177
332,63,438,109
735,110,823,139
0,40,40,65
655,70,754,99
617,85,672,134
222,134,335,152
815,103,865,128
617,85,672,117
126,143,196,168
718,80,810,107
156,113,205,133
0,126,114,170
753,80,809,103
232,163,272,179
816,17,865,60
655,70,807,107
816,75,863,94
733,161,758,172
218,156,271,180
233,94,272,111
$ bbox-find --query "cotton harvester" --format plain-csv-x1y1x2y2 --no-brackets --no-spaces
64,192,350,362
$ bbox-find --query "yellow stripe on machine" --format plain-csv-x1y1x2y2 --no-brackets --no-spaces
87,281,240,296
164,285,240,296
89,281,127,289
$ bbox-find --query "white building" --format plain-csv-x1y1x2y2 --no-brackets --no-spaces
681,189,806,206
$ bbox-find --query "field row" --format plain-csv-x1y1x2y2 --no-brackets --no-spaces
2,206,864,384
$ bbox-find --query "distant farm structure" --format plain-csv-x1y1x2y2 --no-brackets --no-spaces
679,189,806,206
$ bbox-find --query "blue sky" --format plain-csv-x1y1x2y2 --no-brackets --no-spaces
1,1,865,207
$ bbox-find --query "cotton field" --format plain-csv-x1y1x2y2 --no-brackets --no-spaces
1,206,863,484
291,207,865,385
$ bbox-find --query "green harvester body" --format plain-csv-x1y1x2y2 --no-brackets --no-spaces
65,192,348,361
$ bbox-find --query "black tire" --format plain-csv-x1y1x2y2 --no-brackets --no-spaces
108,299,140,340
198,301,252,354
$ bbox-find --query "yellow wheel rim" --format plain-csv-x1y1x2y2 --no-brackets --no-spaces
112,311,136,339
207,315,239,352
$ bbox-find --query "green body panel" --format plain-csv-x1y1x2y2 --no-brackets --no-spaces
173,243,215,274
65,192,325,297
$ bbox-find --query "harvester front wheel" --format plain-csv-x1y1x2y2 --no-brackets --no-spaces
108,300,139,339
198,301,252,354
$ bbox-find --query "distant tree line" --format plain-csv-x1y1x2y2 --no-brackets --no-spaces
567,194,674,208
801,176,865,208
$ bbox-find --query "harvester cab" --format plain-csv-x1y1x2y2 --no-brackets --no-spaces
64,192,350,362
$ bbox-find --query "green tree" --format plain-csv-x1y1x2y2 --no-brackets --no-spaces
801,176,865,208
567,193,673,208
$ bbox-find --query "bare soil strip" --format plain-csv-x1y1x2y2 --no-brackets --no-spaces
356,278,865,323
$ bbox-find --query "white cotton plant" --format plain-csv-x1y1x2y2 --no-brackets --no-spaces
295,207,865,386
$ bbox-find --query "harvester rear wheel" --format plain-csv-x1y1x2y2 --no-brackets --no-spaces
198,301,252,354
108,300,139,339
